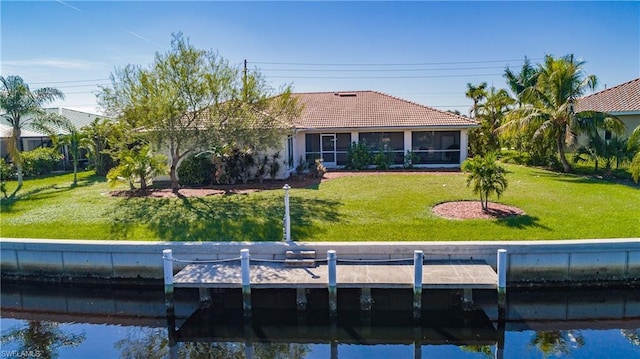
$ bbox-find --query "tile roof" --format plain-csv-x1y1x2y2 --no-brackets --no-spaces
576,78,640,113
292,91,477,129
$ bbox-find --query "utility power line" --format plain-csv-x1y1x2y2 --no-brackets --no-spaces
251,58,542,67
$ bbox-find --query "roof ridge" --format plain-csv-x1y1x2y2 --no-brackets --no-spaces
581,77,640,100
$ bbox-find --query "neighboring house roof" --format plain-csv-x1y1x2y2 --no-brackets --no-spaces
576,78,640,114
292,91,477,130
44,108,105,130
0,107,107,137
0,123,47,138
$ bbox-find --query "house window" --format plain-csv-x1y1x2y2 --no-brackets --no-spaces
411,131,461,164
359,132,404,165
287,135,294,169
305,133,351,166
305,134,321,164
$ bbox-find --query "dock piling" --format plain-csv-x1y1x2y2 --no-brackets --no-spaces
497,249,507,312
283,184,291,242
413,250,423,318
162,249,174,311
328,250,337,316
296,287,307,311
241,249,252,313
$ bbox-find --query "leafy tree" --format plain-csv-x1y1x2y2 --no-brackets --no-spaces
0,75,64,189
465,82,488,118
107,144,167,191
462,153,508,211
501,54,623,173
99,33,300,193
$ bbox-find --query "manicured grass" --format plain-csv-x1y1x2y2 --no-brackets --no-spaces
1,165,639,241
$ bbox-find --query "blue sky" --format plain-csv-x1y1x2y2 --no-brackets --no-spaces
1,1,638,115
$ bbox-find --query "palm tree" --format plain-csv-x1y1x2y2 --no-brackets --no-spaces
0,75,64,189
465,82,488,118
471,87,515,155
461,152,508,211
504,57,539,107
35,116,87,185
501,54,622,173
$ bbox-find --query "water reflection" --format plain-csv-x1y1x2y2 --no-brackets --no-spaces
1,321,85,359
529,331,584,358
1,282,639,358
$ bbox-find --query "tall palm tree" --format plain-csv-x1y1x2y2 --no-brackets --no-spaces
503,57,539,107
0,75,64,188
465,82,488,118
501,54,622,173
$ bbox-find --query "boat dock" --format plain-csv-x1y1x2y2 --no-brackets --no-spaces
164,248,508,316
173,261,497,289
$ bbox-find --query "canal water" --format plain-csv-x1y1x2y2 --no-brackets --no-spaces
1,282,638,358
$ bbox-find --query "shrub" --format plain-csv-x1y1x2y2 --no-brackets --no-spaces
0,160,13,198
21,147,63,176
373,145,393,170
346,141,371,170
403,151,420,169
310,159,327,178
0,160,15,181
178,154,213,186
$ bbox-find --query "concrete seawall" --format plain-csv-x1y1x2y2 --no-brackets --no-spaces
1,238,639,286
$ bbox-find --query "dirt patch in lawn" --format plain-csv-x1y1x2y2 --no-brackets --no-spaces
432,201,525,220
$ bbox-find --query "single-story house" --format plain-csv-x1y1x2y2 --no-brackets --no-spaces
1,107,106,166
282,90,478,175
576,77,640,139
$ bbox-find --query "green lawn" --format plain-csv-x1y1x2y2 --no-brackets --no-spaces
1,165,639,241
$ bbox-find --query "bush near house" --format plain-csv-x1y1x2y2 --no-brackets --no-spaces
178,154,213,186
21,147,63,177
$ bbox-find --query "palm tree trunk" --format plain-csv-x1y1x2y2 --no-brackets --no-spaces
73,162,78,185
557,135,572,172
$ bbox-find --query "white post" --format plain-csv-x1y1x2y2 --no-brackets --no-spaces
241,249,251,313
413,250,423,318
163,249,174,310
327,250,337,316
497,249,507,311
283,184,291,242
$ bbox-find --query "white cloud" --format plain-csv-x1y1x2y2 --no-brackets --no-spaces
3,58,106,70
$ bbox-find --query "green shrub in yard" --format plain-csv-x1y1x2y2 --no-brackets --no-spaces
21,147,63,176
0,160,14,180
0,160,13,198
373,145,394,170
346,141,371,170
403,151,420,169
178,154,213,186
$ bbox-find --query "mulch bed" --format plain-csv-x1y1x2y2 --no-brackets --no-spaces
432,201,525,220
